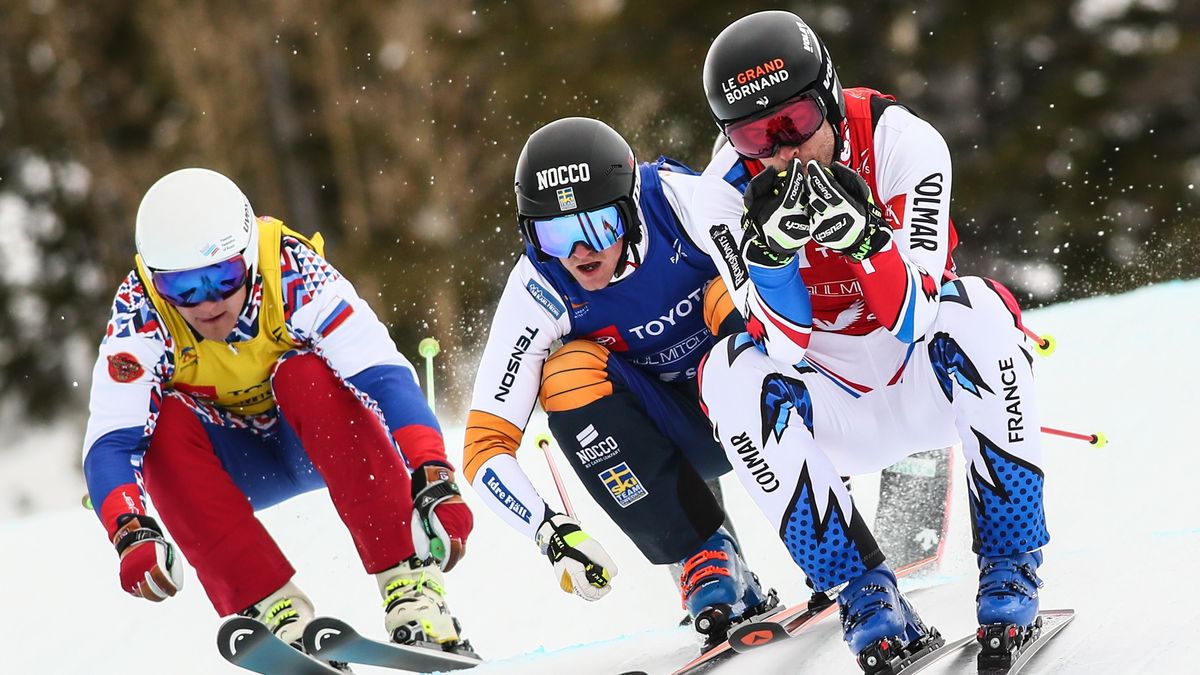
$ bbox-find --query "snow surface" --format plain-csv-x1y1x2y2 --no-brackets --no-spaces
2,279,1196,674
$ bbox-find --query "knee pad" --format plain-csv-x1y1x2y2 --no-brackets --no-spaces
703,276,744,339
539,340,613,413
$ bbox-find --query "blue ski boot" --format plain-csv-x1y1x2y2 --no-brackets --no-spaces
977,550,1043,627
838,564,942,674
678,528,776,641
976,551,1044,667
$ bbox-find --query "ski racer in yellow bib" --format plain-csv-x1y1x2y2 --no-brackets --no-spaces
82,168,476,657
133,217,320,416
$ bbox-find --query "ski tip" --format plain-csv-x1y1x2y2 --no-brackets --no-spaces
730,623,789,653
216,616,268,661
303,616,357,655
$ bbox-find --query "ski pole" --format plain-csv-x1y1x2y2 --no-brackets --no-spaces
417,337,440,412
535,433,576,518
951,274,1055,356
1041,425,1107,448
414,336,449,562
1020,323,1056,356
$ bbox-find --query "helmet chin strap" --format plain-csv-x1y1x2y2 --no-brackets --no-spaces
238,269,255,312
832,116,849,165
613,237,632,278
611,231,645,282
611,196,643,279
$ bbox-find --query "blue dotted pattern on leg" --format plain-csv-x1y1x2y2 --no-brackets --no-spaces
969,428,1049,556
782,475,868,590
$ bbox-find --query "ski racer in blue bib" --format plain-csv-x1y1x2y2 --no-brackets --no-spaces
463,117,775,642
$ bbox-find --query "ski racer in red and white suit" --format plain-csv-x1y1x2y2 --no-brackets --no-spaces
694,10,1050,660
81,168,473,649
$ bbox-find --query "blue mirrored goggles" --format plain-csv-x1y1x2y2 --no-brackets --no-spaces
151,255,249,307
530,204,626,259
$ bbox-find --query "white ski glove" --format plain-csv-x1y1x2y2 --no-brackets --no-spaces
535,513,618,601
113,513,184,602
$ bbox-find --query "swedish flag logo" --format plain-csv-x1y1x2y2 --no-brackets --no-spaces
556,187,577,211
598,462,648,508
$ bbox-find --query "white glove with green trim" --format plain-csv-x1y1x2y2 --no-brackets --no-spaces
535,512,618,601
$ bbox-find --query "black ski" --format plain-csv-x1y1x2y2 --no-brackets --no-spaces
217,616,344,675
302,616,481,672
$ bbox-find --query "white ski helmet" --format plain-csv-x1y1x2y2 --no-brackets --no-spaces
135,168,258,278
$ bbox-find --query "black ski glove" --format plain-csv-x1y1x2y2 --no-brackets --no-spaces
742,158,812,256
805,159,892,261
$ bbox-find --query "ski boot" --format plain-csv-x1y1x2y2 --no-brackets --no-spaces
240,581,316,648
838,564,942,674
239,581,351,671
378,556,478,658
678,528,778,644
976,551,1044,670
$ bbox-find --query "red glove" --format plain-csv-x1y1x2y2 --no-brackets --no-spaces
410,463,473,572
113,514,184,601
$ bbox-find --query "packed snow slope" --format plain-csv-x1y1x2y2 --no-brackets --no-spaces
2,279,1195,674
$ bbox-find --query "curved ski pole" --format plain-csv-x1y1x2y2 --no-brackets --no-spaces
535,433,576,518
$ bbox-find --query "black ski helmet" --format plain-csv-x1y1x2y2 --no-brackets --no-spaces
515,117,641,261
703,11,845,133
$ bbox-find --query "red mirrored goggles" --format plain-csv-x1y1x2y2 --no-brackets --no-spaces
151,255,249,307
723,92,827,160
